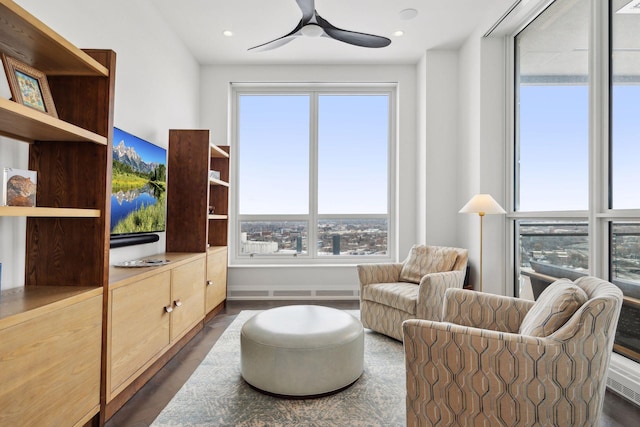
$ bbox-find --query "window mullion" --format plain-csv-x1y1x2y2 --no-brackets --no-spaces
589,0,610,278
309,91,319,258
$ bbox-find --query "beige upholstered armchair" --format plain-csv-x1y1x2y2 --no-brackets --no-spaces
403,276,623,427
357,245,468,341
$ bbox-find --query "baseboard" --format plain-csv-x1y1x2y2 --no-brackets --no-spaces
228,288,359,300
607,353,640,407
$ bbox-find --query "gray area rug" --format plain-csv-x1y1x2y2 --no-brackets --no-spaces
152,310,406,426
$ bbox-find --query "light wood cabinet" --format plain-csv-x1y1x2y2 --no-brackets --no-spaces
0,1,114,424
106,253,206,405
108,270,171,399
171,258,206,341
0,288,102,427
206,246,228,313
166,129,229,318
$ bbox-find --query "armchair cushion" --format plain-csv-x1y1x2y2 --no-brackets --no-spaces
519,278,588,337
399,245,458,284
361,282,418,314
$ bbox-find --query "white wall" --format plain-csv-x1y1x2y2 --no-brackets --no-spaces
455,31,508,295
0,0,200,288
423,50,461,247
199,64,419,298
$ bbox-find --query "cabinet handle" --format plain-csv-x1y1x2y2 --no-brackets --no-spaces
207,280,213,286
174,299,183,307
164,305,173,313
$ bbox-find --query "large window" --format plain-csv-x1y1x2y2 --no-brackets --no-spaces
233,86,394,262
514,0,591,294
513,0,640,363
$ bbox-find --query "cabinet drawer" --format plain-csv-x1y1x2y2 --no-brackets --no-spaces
109,270,171,397
171,258,206,341
206,247,227,312
0,294,102,426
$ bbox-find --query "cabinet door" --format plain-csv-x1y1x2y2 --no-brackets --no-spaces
0,294,102,426
171,258,206,341
206,247,228,313
109,270,171,398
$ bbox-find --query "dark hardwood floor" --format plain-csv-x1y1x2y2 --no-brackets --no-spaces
105,300,640,427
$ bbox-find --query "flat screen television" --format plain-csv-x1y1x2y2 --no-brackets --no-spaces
110,127,167,248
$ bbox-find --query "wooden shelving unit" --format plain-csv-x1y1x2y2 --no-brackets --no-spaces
166,129,230,317
0,1,115,425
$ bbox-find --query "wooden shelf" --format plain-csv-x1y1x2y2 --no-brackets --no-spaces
210,143,230,158
209,177,229,187
0,0,108,76
0,97,107,144
208,214,228,220
0,206,101,217
0,286,102,326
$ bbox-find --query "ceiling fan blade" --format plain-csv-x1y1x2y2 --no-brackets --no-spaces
248,18,304,51
316,15,390,48
295,0,315,23
248,34,299,52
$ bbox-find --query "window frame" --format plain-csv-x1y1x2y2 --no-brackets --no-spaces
508,0,640,295
229,83,397,265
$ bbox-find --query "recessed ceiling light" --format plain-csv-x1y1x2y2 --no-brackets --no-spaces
222,30,233,37
399,8,418,20
393,30,404,37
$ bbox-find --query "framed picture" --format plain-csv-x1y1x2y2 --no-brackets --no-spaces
1,54,57,118
2,168,37,207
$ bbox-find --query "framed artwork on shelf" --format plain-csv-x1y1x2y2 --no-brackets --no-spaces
2,168,37,207
1,54,58,118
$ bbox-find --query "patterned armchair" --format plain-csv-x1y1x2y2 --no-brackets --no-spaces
357,245,468,341
403,276,623,427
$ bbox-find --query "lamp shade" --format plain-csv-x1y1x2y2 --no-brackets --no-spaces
459,194,506,215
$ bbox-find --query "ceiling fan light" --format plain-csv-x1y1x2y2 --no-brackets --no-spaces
301,24,324,37
393,30,404,37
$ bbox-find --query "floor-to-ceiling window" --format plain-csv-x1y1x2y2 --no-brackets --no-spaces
232,84,395,263
514,0,590,295
513,0,640,363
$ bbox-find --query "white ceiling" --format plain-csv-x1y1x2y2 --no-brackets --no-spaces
152,0,517,65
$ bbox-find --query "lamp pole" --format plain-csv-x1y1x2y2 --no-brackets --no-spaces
478,211,485,292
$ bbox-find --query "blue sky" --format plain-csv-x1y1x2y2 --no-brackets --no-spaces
518,85,589,211
114,127,166,165
519,84,639,211
238,94,388,215
611,86,640,209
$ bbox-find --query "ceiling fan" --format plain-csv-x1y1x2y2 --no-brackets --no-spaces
249,0,391,51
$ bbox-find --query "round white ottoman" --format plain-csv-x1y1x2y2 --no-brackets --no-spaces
240,305,364,397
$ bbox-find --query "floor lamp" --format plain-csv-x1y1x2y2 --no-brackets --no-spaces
459,194,506,292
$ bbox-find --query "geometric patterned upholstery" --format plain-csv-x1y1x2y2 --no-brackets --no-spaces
403,276,623,427
519,278,588,337
358,245,468,341
399,244,459,283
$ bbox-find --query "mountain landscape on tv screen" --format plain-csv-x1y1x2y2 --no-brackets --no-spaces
113,140,161,175
110,136,166,235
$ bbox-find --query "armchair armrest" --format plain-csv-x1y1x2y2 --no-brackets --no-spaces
416,270,466,321
356,263,403,288
442,288,534,333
